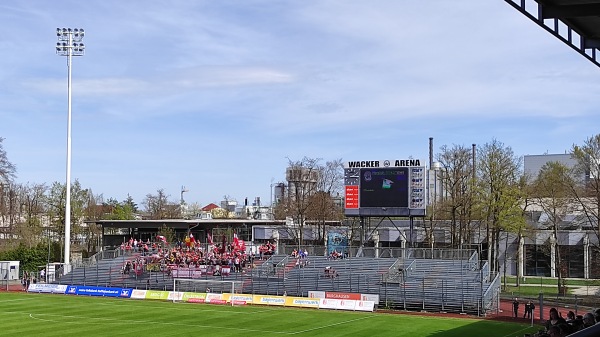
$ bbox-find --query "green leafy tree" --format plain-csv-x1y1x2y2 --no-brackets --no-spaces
103,197,136,220
157,224,175,246
476,139,525,273
0,243,48,273
45,179,90,261
571,134,600,245
531,161,576,293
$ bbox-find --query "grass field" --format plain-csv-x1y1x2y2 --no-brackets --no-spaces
0,292,538,337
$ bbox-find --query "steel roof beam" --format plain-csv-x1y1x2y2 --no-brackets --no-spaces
541,4,600,19
505,0,600,68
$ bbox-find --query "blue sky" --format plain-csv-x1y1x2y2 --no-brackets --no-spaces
1,1,599,207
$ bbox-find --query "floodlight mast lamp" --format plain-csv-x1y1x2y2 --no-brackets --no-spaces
56,28,84,270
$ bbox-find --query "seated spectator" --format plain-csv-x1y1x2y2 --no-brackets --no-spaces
324,266,337,278
329,250,341,260
582,313,595,329
573,316,584,332
547,324,567,337
545,308,566,332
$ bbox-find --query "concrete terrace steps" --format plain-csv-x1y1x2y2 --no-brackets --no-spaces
49,251,499,315
54,253,150,287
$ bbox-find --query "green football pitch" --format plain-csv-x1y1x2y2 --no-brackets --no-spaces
0,292,538,337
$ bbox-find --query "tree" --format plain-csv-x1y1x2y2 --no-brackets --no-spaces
68,180,91,246
157,224,175,246
81,191,104,255
436,144,475,247
123,194,139,214
530,161,574,293
0,181,21,239
0,137,16,183
143,189,178,219
45,179,90,260
275,157,345,246
476,139,525,274
16,183,48,248
186,202,203,219
282,157,322,246
103,197,136,220
571,134,600,246
0,243,49,273
0,137,17,238
305,159,344,244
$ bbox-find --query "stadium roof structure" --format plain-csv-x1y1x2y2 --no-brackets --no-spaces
505,0,600,68
88,218,285,230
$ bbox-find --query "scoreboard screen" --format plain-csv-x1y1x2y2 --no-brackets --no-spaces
344,160,426,217
359,168,409,208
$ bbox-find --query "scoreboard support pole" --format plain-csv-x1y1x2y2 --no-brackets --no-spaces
359,216,365,248
409,217,414,248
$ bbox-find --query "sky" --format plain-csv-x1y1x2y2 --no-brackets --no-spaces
1,1,600,208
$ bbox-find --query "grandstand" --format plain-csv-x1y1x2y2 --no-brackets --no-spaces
49,246,500,316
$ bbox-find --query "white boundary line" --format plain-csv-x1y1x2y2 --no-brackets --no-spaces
0,298,35,303
288,315,376,335
4,293,532,336
23,309,377,335
26,312,294,334
501,326,534,337
80,297,278,314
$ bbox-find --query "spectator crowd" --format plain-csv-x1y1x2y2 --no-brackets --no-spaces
523,306,600,337
118,236,279,279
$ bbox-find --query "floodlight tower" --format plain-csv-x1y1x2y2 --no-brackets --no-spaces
56,28,85,270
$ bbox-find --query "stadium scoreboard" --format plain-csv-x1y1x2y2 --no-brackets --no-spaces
344,159,426,217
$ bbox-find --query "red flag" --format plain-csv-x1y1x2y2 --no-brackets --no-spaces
207,232,213,245
233,233,239,248
190,233,195,243
220,235,227,254
233,233,245,252
156,235,167,244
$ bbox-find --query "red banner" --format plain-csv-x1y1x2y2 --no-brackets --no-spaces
325,291,361,300
345,186,359,208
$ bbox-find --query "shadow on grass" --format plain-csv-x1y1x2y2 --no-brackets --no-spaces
426,319,540,337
